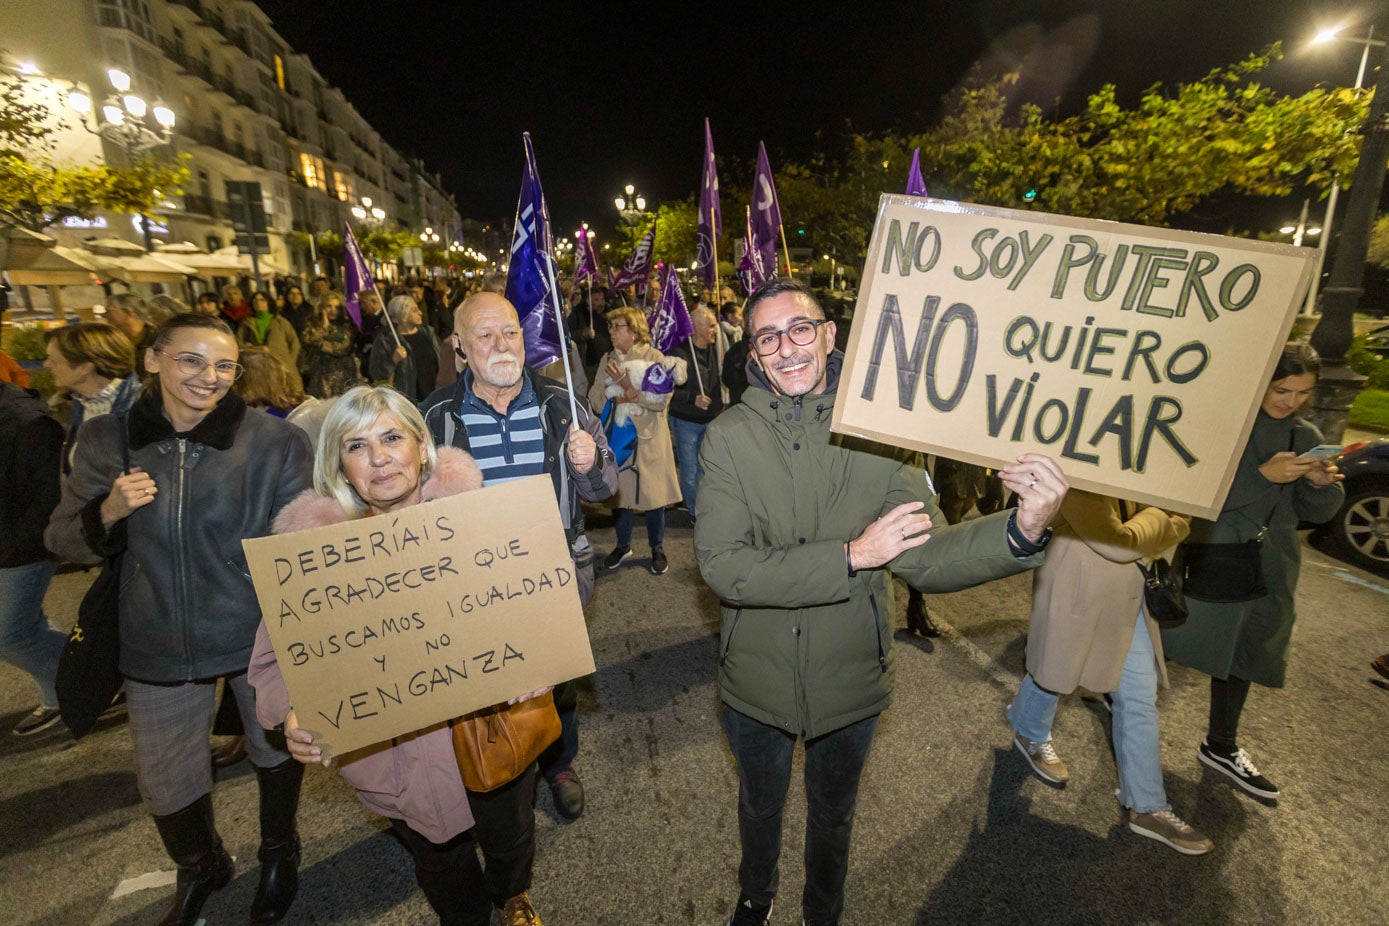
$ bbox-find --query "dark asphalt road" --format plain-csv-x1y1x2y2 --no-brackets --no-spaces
1,516,1386,925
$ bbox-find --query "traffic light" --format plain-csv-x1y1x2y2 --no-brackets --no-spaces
1022,188,1038,203
797,226,806,235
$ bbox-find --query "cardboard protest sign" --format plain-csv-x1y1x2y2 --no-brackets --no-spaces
242,476,594,757
833,196,1317,519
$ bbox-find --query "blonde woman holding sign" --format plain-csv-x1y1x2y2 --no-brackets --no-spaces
247,385,548,926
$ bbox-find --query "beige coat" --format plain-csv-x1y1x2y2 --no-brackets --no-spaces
588,342,682,512
1026,490,1190,695
236,313,304,394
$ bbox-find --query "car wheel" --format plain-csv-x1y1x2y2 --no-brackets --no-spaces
1326,484,1389,578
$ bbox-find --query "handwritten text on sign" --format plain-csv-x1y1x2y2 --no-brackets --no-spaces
243,476,594,757
833,196,1316,519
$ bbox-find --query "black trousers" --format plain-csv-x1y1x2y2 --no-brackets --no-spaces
389,765,537,925
1207,675,1253,753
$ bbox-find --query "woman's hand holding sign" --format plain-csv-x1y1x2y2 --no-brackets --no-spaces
999,453,1068,543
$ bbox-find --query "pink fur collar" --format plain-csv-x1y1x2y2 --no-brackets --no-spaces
271,446,484,534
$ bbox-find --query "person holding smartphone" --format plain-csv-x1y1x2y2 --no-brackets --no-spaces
1161,343,1344,802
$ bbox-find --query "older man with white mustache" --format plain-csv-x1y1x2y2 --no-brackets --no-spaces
420,292,618,823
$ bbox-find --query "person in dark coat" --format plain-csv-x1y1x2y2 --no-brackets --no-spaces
1162,343,1345,802
0,382,67,735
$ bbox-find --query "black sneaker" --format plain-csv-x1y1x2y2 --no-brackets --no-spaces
13,705,61,736
1198,739,1279,799
650,546,669,575
603,546,632,570
725,897,773,926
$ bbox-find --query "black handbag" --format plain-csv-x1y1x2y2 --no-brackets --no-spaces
55,420,130,738
1181,538,1267,603
1119,501,1188,628
1137,555,1188,629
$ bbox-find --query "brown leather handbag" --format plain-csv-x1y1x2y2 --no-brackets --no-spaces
450,693,561,792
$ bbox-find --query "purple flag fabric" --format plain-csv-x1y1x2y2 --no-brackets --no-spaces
606,265,619,293
504,133,564,368
646,263,694,354
906,147,928,197
697,117,722,287
342,223,374,329
612,225,655,293
752,141,782,277
737,205,769,295
574,227,598,282
640,360,676,395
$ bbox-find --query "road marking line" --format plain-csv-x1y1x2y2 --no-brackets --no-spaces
1332,571,1389,596
111,869,176,898
932,615,1022,695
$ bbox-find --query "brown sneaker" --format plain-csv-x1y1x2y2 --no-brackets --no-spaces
500,892,542,926
1129,808,1214,855
1013,732,1069,784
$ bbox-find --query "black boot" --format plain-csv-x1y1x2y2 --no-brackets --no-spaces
905,591,940,637
250,759,304,924
152,794,234,926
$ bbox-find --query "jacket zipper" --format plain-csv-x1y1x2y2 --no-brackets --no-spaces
868,592,887,672
175,439,192,678
719,608,743,665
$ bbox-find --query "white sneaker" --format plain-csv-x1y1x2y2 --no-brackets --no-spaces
1129,808,1214,855
1013,732,1069,784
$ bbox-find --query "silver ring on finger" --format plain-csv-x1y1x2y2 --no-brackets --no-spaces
1028,478,1037,489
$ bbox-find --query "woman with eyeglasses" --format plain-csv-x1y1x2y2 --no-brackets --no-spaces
587,306,683,576
46,313,314,926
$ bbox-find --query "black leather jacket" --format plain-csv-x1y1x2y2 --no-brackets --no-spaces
45,391,313,683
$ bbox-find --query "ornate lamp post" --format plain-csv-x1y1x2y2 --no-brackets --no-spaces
614,183,648,249
66,68,176,250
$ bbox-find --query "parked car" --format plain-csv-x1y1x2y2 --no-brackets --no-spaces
1310,439,1389,577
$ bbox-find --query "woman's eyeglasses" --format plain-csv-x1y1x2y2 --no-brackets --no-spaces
157,350,244,380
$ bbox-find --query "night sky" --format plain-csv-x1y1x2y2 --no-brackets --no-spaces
255,0,1386,238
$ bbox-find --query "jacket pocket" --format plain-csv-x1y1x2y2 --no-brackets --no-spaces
868,593,887,673
719,608,743,666
226,555,254,587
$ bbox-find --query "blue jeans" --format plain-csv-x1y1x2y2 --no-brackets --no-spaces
1009,609,1168,813
614,507,665,550
0,561,65,709
669,416,708,513
722,705,877,925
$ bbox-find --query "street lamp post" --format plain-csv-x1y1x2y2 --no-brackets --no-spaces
66,68,176,251
1308,18,1389,441
1306,25,1388,316
614,183,648,250
1279,199,1323,247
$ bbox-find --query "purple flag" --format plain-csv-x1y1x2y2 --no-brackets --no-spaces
612,225,655,293
645,263,694,354
504,133,564,368
752,141,782,277
697,117,722,287
640,360,676,396
606,265,619,293
737,206,769,295
906,147,928,197
342,223,373,329
574,227,598,282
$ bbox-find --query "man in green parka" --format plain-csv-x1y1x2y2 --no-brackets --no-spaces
695,280,1068,926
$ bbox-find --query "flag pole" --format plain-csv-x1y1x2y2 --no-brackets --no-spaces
540,254,580,422
688,339,706,395
710,205,722,306
779,226,794,277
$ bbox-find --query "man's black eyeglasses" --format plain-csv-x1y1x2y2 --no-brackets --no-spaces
751,319,830,357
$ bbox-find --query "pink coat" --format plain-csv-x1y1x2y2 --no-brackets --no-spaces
248,447,485,844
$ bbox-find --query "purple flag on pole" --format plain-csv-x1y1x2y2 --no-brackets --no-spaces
696,117,722,287
606,265,619,293
612,225,655,292
737,205,769,295
574,227,598,282
640,360,677,396
504,133,564,368
906,147,928,197
342,223,373,329
645,263,694,354
752,141,782,277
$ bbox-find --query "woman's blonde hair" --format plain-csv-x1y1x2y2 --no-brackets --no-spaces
45,322,135,380
314,385,437,518
606,306,650,345
234,345,303,413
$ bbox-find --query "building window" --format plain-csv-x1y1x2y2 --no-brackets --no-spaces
206,235,222,252
333,172,353,203
274,54,286,91
299,152,326,192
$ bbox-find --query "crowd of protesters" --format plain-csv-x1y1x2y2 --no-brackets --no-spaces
0,266,1355,926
